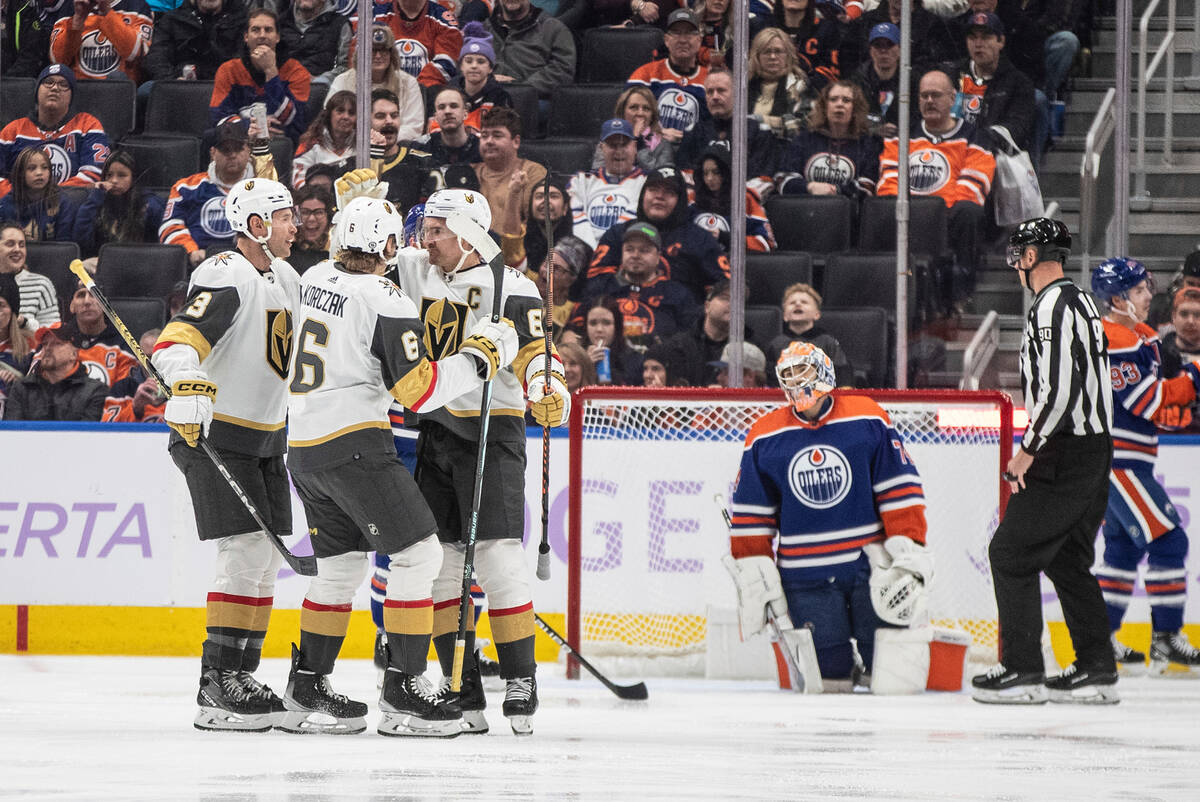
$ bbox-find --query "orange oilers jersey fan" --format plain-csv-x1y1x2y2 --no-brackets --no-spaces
49,0,153,81
729,394,927,581
877,119,995,207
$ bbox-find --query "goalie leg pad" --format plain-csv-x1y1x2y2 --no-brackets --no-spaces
771,619,824,694
870,627,933,695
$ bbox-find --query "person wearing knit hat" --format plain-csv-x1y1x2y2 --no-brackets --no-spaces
437,21,513,135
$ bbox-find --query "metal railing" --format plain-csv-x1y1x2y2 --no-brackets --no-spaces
1080,87,1118,283
1133,0,1177,207
959,311,1000,391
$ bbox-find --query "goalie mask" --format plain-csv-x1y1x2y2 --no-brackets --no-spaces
776,342,836,414
339,196,401,264
225,178,294,243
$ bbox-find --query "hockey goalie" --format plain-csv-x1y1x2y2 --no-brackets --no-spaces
724,343,934,692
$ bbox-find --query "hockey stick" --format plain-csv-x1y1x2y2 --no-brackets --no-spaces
536,170,554,582
68,260,317,577
445,213,505,692
534,614,649,701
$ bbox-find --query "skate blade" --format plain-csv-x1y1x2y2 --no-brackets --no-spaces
194,706,274,733
1148,661,1200,678
377,711,463,738
277,710,366,735
507,715,533,736
971,686,1048,705
1048,686,1120,705
1116,662,1146,677
460,709,489,734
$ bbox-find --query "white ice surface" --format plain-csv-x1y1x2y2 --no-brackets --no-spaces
1,655,1198,801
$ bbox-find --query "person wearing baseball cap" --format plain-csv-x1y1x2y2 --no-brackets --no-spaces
945,8,1038,158
566,118,647,247
4,319,108,421
627,8,710,134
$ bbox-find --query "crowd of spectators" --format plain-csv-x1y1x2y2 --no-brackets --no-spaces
3,0,1182,421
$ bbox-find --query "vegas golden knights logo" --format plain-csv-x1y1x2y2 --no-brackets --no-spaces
419,297,470,359
265,309,294,380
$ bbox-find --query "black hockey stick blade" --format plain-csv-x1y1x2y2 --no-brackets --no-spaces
534,614,648,701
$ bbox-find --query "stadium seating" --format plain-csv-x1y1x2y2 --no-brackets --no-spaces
73,79,136,142
1,77,36,128
518,139,595,176
109,297,167,339
823,251,919,329
95,243,188,300
578,27,664,83
24,241,82,318
765,195,854,254
744,304,783,353
745,251,814,307
117,136,202,190
857,196,949,259
505,84,541,140
547,84,627,138
143,81,217,137
307,82,330,121
820,306,890,388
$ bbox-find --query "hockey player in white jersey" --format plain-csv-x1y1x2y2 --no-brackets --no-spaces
282,196,519,736
390,187,571,736
152,177,300,732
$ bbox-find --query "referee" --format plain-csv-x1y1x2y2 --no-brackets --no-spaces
972,218,1119,705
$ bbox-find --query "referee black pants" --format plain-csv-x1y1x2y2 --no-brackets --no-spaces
988,434,1116,674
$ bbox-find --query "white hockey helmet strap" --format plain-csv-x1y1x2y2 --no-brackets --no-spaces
425,189,494,274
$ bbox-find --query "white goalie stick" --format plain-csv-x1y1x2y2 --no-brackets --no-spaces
68,260,317,576
444,212,506,692
716,497,822,694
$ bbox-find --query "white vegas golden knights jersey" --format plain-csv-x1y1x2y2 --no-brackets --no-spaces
392,247,547,443
286,260,484,471
154,250,300,456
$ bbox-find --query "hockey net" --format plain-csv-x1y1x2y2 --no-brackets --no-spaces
567,387,1013,676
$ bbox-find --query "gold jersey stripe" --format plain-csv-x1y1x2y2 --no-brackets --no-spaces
433,603,473,638
389,358,436,409
212,412,287,431
288,420,390,448
300,607,352,638
443,405,525,418
383,605,435,636
159,321,213,362
206,599,259,630
490,608,535,644
512,339,545,382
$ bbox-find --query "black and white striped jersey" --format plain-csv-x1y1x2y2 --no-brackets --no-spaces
1020,277,1113,453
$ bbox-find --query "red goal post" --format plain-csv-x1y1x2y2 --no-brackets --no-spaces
566,387,1014,678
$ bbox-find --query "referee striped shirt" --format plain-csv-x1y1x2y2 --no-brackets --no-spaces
1020,277,1112,453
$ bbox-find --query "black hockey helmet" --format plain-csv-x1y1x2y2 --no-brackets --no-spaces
1007,217,1071,267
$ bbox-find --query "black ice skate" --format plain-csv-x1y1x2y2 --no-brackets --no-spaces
475,638,502,677
1112,635,1146,675
439,662,489,734
279,645,367,734
378,669,462,738
238,671,286,722
1045,663,1119,704
970,665,1047,705
1149,630,1200,676
194,668,276,732
503,676,538,735
373,630,387,689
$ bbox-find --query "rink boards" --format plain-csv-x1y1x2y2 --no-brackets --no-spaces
1,423,1198,659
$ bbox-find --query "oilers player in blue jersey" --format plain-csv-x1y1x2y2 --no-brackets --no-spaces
1091,257,1200,676
727,342,932,689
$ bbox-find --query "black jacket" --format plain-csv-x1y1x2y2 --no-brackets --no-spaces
144,0,249,81
4,363,108,421
2,0,51,78
946,56,1037,153
992,0,1087,84
841,5,957,77
676,115,781,178
279,4,348,80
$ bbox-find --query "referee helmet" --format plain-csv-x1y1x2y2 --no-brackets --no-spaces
1007,217,1071,268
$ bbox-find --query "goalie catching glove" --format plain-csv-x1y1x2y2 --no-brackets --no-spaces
863,537,932,627
460,318,518,380
163,371,216,447
525,354,570,427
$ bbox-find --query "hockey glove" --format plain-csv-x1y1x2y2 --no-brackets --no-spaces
460,318,518,380
1152,403,1193,431
884,535,933,582
721,554,790,640
526,354,571,427
335,168,388,210
164,372,216,447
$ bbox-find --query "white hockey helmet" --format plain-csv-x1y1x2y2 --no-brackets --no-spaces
225,178,294,240
338,196,401,260
776,341,836,414
424,188,492,234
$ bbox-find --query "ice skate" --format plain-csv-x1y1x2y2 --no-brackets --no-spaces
503,676,538,735
378,669,462,738
194,668,277,732
373,630,387,689
475,638,502,677
1149,630,1200,677
279,646,367,734
1045,663,1119,704
237,671,286,723
1112,635,1146,675
439,663,489,734
970,665,1047,705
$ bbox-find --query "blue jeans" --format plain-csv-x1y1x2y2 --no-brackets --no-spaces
1044,30,1080,100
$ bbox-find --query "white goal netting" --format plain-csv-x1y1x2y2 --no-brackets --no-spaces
567,388,1013,675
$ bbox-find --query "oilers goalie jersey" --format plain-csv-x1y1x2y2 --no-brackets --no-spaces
287,260,485,471
153,250,300,457
393,248,548,444
729,395,928,584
